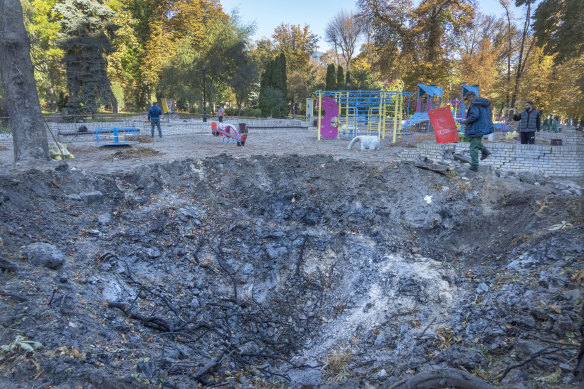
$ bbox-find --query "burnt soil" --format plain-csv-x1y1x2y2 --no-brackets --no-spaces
0,151,583,388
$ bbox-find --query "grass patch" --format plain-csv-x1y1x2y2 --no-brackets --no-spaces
322,347,352,382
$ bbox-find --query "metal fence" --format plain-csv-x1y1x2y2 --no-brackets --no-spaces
0,117,312,146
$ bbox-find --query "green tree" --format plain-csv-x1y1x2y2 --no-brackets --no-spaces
22,0,65,111
160,11,255,113
345,70,352,89
357,0,474,90
53,0,118,114
258,56,287,117
260,87,285,118
325,64,336,90
532,0,584,64
272,23,319,71
141,0,227,104
337,65,345,90
106,0,149,110
278,53,287,110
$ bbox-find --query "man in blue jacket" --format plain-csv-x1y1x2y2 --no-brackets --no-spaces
148,101,163,138
459,92,494,172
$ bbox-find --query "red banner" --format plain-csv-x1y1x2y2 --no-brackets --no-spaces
428,106,460,143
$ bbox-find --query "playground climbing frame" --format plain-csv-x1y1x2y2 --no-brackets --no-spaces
315,87,415,143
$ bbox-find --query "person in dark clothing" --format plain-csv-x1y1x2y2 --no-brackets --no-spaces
513,101,541,144
148,102,163,138
218,105,225,123
459,92,494,172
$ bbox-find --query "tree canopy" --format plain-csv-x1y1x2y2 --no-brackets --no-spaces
0,0,580,122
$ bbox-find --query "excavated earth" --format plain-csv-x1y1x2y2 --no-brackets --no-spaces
0,152,583,388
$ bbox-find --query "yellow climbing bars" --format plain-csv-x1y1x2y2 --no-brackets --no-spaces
392,81,404,144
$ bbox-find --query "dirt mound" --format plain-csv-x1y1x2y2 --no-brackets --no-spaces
109,147,162,161
0,155,582,388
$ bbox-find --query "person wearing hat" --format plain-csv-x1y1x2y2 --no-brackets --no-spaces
148,101,163,138
458,92,493,172
513,101,541,144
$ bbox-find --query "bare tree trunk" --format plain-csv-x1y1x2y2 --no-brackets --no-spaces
0,0,49,163
501,0,513,108
510,3,533,108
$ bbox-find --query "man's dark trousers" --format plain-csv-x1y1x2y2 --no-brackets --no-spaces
520,131,535,144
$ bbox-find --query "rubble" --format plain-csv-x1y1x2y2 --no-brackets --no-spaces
0,155,582,388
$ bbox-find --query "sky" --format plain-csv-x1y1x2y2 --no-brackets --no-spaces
219,0,521,52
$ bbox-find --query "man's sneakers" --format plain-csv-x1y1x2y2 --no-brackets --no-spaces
481,149,491,160
469,165,478,172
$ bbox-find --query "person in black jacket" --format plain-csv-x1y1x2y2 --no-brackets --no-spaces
513,101,541,144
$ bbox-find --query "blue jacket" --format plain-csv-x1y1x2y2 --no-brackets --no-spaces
148,105,162,120
464,97,494,137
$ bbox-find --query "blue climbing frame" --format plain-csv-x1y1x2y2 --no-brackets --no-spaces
315,90,416,142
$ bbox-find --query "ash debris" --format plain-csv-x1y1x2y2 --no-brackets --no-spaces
0,154,582,388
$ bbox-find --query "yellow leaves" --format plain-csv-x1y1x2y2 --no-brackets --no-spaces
571,269,584,283
352,56,372,72
549,305,562,314
50,346,85,360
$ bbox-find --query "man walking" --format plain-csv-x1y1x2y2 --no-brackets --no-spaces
459,92,493,172
148,101,163,138
513,101,541,144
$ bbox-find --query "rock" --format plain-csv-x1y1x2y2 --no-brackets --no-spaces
80,191,104,203
98,213,112,225
439,291,453,306
23,242,65,270
476,282,490,294
266,244,288,259
146,247,161,258
376,369,388,378
436,346,487,371
241,263,254,276
102,280,123,301
562,289,582,302
518,173,537,185
137,361,157,378
0,257,19,272
178,206,205,221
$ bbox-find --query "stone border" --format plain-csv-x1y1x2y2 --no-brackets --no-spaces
402,142,584,177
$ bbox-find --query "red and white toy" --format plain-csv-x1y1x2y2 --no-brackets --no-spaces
211,122,247,146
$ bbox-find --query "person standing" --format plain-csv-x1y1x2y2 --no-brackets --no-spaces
542,114,558,132
218,105,225,123
459,92,493,172
513,101,541,144
148,101,163,138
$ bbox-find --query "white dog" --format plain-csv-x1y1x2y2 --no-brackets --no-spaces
347,135,380,151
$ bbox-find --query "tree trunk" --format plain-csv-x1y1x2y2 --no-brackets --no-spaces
510,3,533,108
503,2,512,108
0,0,49,163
